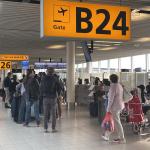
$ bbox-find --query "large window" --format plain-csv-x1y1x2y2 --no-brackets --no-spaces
120,57,131,69
76,54,149,73
148,54,150,71
133,55,146,70
109,59,118,70
101,60,108,69
83,63,87,68
75,64,77,69
92,61,99,68
78,64,82,68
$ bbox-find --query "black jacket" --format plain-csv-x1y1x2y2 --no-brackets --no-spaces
40,75,61,98
24,77,39,100
4,77,12,91
10,81,19,94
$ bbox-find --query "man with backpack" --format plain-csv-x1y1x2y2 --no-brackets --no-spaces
40,67,61,133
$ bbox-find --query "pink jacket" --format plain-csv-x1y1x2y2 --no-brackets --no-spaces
107,83,124,112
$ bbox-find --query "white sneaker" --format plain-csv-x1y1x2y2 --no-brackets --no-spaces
101,135,109,141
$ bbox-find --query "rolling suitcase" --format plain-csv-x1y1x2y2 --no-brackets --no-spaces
11,96,21,122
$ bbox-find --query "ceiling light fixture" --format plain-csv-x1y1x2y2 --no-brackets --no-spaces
76,53,84,56
132,9,140,14
131,13,150,21
77,46,82,49
88,43,110,47
46,45,65,49
135,37,150,42
96,47,117,51
95,41,123,44
94,46,107,49
44,59,54,62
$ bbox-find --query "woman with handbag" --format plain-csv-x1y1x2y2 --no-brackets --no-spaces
105,74,126,144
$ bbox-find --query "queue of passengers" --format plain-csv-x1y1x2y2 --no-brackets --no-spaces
0,70,150,139
0,68,66,133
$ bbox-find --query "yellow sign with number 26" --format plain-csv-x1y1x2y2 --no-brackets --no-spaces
0,61,12,70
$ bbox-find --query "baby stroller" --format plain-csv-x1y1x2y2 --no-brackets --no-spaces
123,96,147,134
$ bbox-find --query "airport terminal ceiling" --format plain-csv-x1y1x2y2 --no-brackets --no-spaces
0,0,150,64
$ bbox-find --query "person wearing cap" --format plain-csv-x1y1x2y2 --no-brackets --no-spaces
40,67,61,133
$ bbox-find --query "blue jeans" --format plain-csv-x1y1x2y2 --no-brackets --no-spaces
25,99,40,125
18,96,26,123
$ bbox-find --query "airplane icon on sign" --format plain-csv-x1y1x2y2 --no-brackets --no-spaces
58,7,68,16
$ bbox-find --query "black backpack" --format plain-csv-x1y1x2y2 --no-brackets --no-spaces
43,75,58,95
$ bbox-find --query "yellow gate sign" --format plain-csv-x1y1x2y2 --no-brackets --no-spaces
0,61,12,70
41,0,131,40
0,55,29,61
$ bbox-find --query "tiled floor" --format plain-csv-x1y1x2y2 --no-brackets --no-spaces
0,102,150,150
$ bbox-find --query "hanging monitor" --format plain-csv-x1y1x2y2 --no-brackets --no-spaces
81,41,92,62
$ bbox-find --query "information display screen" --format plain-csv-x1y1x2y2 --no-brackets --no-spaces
81,41,92,62
34,62,66,69
21,61,29,69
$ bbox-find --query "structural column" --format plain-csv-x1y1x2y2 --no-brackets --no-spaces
118,58,121,72
66,41,75,110
146,54,149,72
0,70,5,83
131,56,133,72
86,62,92,74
